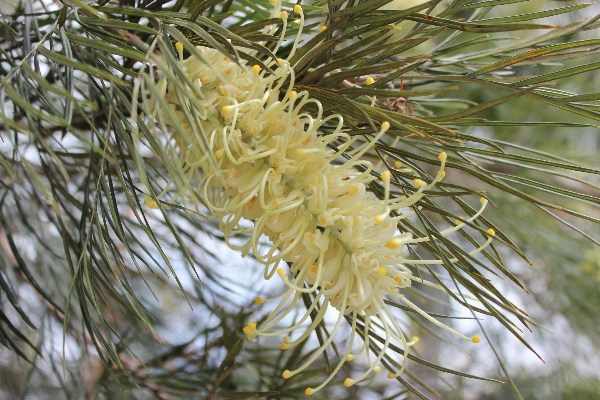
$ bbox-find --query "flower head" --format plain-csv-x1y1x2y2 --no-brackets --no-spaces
133,1,494,394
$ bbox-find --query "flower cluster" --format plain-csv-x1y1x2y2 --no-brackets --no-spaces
134,1,495,395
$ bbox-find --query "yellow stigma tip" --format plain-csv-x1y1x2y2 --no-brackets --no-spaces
282,370,292,379
276,58,284,66
280,342,288,350
346,354,355,361
439,171,446,179
480,197,488,204
343,378,354,387
487,228,496,236
374,214,385,225
381,121,390,131
294,4,301,13
365,77,375,85
414,178,423,187
269,0,275,3
319,25,327,32
251,64,261,74
305,388,314,396
374,366,382,373
222,105,233,114
472,335,481,343
387,372,395,379
144,198,158,209
277,268,285,276
381,170,391,182
377,267,387,276
412,336,420,343
214,149,224,159
248,322,256,328
394,160,402,168
175,42,183,52
280,11,288,19
283,335,290,342
386,240,399,249
254,297,263,304
438,151,447,162
289,90,298,100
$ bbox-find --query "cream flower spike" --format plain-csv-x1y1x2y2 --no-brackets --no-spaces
134,0,493,394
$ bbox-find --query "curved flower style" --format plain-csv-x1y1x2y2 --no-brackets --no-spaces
133,1,496,395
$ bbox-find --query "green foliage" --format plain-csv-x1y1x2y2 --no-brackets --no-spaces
1,0,599,398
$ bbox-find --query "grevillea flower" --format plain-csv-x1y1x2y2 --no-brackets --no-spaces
133,1,496,395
